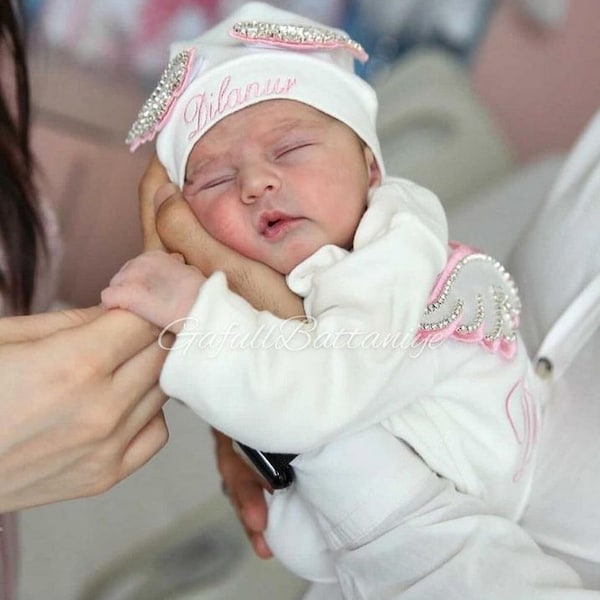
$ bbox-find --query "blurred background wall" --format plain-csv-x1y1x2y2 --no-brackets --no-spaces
24,0,600,307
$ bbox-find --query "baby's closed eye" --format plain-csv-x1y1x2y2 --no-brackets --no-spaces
184,172,235,195
274,142,315,159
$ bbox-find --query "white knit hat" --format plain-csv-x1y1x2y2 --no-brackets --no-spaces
126,1,385,187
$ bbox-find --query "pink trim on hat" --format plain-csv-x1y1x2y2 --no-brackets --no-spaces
230,22,368,63
127,48,199,152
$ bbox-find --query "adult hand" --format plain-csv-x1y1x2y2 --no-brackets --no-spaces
139,155,304,559
0,307,169,512
212,428,274,559
139,155,303,318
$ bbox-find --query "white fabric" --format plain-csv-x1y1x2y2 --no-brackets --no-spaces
507,110,600,354
274,107,600,598
533,273,600,381
161,178,448,452
290,426,591,599
446,153,564,264
153,1,385,187
288,107,600,597
507,108,600,590
161,176,544,593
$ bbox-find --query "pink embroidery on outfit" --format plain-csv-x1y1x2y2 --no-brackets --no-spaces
417,242,521,360
505,378,539,481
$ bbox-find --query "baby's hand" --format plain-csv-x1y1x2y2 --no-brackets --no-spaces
101,250,206,332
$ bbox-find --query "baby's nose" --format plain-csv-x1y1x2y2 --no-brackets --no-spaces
240,164,281,204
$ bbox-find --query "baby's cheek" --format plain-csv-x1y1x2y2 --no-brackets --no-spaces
218,227,255,258
187,198,263,263
200,209,251,254
186,197,229,237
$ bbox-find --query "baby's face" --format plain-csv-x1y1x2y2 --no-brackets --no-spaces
183,100,380,274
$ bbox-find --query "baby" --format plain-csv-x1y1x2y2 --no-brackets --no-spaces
104,1,543,592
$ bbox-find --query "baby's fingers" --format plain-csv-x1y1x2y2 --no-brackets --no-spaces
100,281,146,312
102,263,141,309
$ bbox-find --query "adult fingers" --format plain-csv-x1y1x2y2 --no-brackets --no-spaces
156,193,303,319
250,532,274,560
139,153,169,251
235,478,273,559
0,306,102,344
213,429,271,532
155,193,238,273
57,308,160,373
119,408,169,481
234,476,270,530
112,338,170,430
154,182,179,208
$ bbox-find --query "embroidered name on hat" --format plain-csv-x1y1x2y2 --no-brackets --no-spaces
184,74,297,139
230,20,368,63
126,48,197,151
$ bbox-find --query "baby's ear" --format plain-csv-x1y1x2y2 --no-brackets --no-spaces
364,146,382,188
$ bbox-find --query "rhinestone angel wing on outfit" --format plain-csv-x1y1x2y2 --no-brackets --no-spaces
418,242,522,359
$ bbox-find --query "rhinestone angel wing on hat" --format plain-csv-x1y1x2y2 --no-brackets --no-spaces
417,243,522,359
126,49,197,151
230,20,368,62
125,20,367,151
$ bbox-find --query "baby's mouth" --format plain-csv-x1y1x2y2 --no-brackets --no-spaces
258,211,301,239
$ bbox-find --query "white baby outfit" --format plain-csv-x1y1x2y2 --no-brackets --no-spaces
125,2,597,596
160,176,543,589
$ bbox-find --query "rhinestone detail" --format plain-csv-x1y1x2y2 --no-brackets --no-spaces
419,251,521,356
456,294,485,334
126,49,195,151
230,21,368,63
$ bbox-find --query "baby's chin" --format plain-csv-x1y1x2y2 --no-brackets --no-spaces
247,238,327,275
266,259,298,277
255,255,306,277
275,250,321,276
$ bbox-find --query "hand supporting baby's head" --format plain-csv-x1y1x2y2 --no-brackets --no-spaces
181,99,380,275
127,1,384,275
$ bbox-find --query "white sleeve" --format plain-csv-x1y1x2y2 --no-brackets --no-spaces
293,426,592,600
264,489,336,583
160,178,448,453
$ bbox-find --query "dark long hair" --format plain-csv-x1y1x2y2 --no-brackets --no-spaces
0,0,45,314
